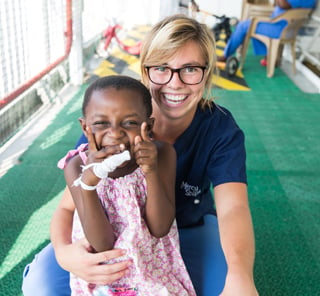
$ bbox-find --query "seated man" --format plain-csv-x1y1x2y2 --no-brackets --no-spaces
218,0,317,66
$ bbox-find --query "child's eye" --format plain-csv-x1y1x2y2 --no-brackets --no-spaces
92,121,110,130
123,120,139,128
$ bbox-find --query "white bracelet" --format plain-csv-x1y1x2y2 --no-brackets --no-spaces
73,174,97,191
78,179,97,191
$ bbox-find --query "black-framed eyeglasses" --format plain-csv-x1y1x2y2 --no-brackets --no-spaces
145,65,207,85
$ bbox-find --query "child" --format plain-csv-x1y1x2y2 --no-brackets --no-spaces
57,75,196,296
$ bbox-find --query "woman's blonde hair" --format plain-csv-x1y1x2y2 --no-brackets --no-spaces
140,14,216,108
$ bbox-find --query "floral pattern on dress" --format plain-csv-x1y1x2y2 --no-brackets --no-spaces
70,166,196,296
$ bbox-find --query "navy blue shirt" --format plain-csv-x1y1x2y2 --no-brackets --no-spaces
173,104,246,227
76,104,247,228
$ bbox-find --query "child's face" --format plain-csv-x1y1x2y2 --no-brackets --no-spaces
83,88,150,158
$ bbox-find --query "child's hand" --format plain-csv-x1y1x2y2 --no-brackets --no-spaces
86,126,124,164
134,122,157,174
82,126,124,185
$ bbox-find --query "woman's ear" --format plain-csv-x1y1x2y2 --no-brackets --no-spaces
79,117,88,136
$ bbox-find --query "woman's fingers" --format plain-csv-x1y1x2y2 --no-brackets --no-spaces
97,248,127,263
63,239,131,285
87,249,132,285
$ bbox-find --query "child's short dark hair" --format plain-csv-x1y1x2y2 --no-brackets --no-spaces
83,75,152,117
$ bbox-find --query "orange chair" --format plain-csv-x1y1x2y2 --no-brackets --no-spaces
239,8,312,77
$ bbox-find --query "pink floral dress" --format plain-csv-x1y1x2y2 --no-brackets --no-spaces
58,145,196,296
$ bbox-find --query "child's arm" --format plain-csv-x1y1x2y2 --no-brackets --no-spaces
134,123,176,238
64,128,122,252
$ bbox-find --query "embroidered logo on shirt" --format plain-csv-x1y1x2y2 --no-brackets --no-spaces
180,182,201,197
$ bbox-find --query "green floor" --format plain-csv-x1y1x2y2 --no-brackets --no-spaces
1,52,320,295
218,57,320,295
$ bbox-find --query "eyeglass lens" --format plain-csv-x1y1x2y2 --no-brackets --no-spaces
148,66,205,85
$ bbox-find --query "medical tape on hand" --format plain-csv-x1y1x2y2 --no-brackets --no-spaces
73,150,131,188
93,150,131,178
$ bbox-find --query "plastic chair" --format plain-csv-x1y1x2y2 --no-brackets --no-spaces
239,8,312,77
241,0,274,21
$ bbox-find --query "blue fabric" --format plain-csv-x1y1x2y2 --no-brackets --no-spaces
272,0,317,17
75,133,88,149
22,215,225,296
179,214,227,296
22,244,71,296
224,0,317,57
286,0,316,9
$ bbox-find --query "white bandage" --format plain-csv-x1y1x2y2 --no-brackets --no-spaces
93,150,131,178
73,150,131,187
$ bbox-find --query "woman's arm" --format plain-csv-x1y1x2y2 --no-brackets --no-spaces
275,0,291,9
134,123,176,238
50,186,131,284
214,182,258,296
50,186,75,254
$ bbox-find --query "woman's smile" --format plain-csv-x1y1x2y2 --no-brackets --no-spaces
162,93,188,107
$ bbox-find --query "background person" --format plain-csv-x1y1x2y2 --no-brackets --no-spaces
218,0,317,66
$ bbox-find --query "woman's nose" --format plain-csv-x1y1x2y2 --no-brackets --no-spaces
168,71,184,86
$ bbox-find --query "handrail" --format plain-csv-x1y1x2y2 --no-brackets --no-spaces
0,0,73,109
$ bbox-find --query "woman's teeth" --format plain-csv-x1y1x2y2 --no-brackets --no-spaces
164,94,187,105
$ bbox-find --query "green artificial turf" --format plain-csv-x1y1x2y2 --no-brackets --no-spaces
215,55,320,295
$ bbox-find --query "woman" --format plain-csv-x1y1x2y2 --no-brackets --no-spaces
22,15,258,296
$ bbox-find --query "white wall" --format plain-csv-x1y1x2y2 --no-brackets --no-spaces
196,0,242,19
82,0,243,30
157,0,243,25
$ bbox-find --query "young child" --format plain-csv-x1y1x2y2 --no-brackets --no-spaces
57,75,196,296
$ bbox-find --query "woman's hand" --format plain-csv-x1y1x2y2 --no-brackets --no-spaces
220,269,259,296
55,238,132,285
51,188,131,285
